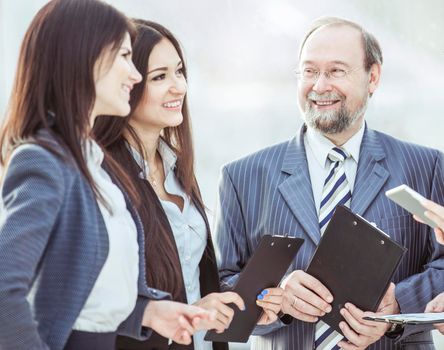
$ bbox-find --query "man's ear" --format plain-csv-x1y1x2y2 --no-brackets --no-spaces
368,63,381,95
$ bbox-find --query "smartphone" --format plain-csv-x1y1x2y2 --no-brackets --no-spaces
385,184,437,228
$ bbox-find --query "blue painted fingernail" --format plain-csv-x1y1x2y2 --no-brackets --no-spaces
261,289,269,295
257,294,263,300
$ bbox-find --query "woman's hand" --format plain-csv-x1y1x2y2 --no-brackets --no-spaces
193,292,245,333
256,287,284,325
142,300,212,344
413,198,444,244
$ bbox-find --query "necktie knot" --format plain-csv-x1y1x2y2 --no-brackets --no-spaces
328,147,349,163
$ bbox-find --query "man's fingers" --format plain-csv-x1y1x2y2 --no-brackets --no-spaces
339,321,367,348
298,271,333,303
285,307,318,322
294,287,332,314
341,308,380,338
346,304,378,328
289,293,326,317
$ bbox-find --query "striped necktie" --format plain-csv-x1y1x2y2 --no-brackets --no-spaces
315,147,352,350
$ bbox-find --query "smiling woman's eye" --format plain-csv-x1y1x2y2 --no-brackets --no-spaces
121,49,131,58
152,73,165,81
176,67,184,75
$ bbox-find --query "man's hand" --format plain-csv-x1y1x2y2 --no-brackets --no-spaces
338,283,399,350
256,287,284,325
280,270,333,322
193,292,245,333
425,292,444,334
142,300,213,344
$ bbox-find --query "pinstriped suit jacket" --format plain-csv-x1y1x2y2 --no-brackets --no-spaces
214,125,444,350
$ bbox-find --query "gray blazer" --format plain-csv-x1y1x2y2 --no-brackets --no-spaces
215,125,444,350
0,132,169,350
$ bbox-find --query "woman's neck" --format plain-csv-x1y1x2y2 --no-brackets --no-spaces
125,126,161,169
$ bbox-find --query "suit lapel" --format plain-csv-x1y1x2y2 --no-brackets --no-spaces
351,127,389,216
278,126,320,245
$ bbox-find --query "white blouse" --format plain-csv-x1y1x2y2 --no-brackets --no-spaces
72,139,139,332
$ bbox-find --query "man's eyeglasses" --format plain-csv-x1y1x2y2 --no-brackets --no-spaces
294,67,362,83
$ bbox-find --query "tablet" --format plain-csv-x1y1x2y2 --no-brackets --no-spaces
385,184,437,228
364,312,444,325
204,235,304,343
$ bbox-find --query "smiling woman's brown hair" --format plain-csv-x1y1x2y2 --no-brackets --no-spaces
0,0,139,204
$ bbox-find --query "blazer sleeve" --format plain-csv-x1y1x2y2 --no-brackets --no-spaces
117,288,171,340
395,150,444,340
0,145,64,350
214,166,287,336
214,165,249,291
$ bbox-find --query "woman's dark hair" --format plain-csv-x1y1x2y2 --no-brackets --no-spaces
0,0,139,205
94,19,204,300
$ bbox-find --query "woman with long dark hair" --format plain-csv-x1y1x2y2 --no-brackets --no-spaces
93,20,280,350
0,1,210,349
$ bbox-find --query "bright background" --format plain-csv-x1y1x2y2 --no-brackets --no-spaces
1,0,443,347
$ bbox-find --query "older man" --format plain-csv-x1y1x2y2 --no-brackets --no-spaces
215,17,444,349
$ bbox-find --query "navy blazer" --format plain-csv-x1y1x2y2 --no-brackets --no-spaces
215,125,444,350
0,132,169,350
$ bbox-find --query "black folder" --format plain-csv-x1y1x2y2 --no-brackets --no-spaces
306,206,407,335
205,235,304,343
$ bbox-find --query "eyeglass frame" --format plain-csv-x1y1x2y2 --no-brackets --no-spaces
293,66,363,83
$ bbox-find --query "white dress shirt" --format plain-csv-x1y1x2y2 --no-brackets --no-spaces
72,139,139,332
304,124,365,214
131,139,211,350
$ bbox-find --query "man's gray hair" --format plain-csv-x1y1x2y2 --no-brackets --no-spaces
299,16,383,71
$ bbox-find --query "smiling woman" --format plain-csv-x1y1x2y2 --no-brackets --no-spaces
93,19,252,350
93,32,141,118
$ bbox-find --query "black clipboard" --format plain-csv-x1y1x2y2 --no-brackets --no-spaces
205,235,304,343
306,206,407,335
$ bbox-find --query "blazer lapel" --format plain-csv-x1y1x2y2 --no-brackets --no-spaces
351,127,389,216
278,126,320,245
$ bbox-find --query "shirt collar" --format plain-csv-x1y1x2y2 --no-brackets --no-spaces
128,138,177,178
305,123,364,168
83,139,104,169
157,138,177,172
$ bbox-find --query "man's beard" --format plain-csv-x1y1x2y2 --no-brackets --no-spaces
303,91,368,134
